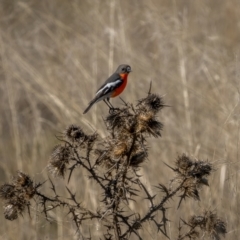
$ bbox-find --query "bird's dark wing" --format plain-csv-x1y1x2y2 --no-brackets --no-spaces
96,73,121,92
83,73,123,114
95,73,123,98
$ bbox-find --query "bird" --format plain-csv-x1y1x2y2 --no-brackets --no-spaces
83,64,132,114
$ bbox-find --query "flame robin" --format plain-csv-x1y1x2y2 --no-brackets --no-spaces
83,64,132,114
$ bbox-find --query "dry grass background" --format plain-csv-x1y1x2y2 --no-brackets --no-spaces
0,0,240,239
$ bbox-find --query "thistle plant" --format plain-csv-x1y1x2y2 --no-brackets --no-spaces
0,91,227,239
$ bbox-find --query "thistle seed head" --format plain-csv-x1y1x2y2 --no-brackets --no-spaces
48,145,71,177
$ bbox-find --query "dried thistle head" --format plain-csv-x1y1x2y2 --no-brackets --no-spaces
190,211,227,239
105,95,164,138
136,112,153,132
105,109,138,138
136,95,164,137
94,139,119,169
13,172,35,200
130,151,148,167
175,154,212,183
172,154,213,204
189,215,206,227
177,176,210,204
48,145,71,177
213,219,227,238
3,197,28,221
138,94,165,114
136,112,163,137
65,125,98,152
13,171,32,188
204,211,227,239
190,160,212,178
65,125,86,142
175,154,193,173
94,135,145,170
106,109,130,131
0,172,35,221
111,142,128,159
95,125,149,169
146,118,163,137
0,184,15,200
181,179,200,201
3,203,18,221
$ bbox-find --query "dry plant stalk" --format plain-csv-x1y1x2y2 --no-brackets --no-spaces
0,92,226,239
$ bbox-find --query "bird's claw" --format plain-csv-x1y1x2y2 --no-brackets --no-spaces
109,107,120,114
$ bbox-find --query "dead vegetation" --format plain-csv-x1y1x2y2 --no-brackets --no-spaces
0,0,239,239
1,93,227,239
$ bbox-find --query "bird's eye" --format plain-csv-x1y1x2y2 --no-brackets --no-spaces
122,68,125,71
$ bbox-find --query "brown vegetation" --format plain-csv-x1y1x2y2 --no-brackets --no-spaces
0,0,239,239
0,94,227,239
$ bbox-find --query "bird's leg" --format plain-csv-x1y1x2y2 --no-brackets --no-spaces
107,98,114,108
105,99,115,113
107,98,120,113
103,98,119,113
104,99,113,110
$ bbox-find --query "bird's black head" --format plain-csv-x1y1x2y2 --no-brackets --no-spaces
116,64,132,74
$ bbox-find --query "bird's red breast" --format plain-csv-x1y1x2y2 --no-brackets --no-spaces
111,73,129,98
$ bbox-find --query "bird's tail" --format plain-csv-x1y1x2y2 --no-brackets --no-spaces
83,99,97,114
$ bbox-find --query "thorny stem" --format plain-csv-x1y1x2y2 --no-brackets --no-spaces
177,226,198,240
112,165,121,239
121,179,187,238
117,213,142,239
140,179,187,223
35,190,99,219
113,214,120,240
72,147,106,190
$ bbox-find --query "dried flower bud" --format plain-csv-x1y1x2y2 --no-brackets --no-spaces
48,145,71,177
180,179,200,201
136,112,163,137
190,161,212,178
189,211,227,239
190,215,206,226
138,94,165,113
65,125,86,142
175,154,212,180
173,155,213,204
106,109,132,133
130,151,147,167
175,154,193,172
13,171,33,188
136,112,153,132
112,142,128,159
0,184,15,200
146,118,163,137
214,218,227,236
3,203,18,221
0,172,35,204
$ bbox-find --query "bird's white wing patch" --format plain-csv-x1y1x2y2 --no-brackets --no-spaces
96,79,122,96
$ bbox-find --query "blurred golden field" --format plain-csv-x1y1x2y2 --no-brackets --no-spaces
0,0,240,239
